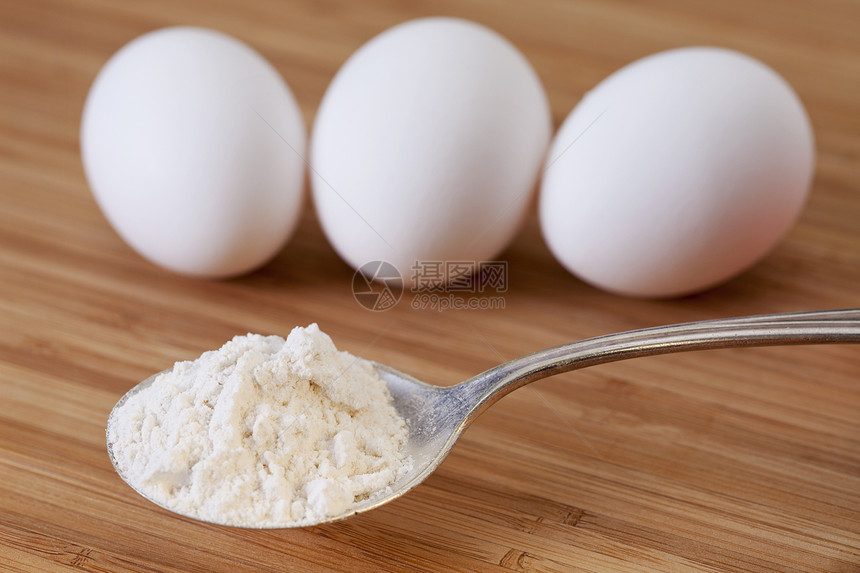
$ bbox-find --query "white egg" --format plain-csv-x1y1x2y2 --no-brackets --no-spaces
539,47,815,297
81,27,306,278
311,18,551,285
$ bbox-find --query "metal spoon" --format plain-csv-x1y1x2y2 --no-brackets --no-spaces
107,309,860,527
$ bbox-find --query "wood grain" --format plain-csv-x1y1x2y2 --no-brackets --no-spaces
1,0,859,571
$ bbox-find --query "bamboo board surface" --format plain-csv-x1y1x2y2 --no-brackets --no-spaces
1,0,859,571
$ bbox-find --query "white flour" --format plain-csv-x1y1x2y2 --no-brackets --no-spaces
107,324,412,527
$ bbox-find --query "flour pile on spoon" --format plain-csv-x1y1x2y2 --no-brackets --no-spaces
108,324,412,527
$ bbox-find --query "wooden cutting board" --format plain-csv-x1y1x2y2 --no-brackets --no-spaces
1,0,858,571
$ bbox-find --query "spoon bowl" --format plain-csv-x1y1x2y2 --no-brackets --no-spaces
107,309,860,527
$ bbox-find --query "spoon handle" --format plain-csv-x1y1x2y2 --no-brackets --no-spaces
456,309,860,419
